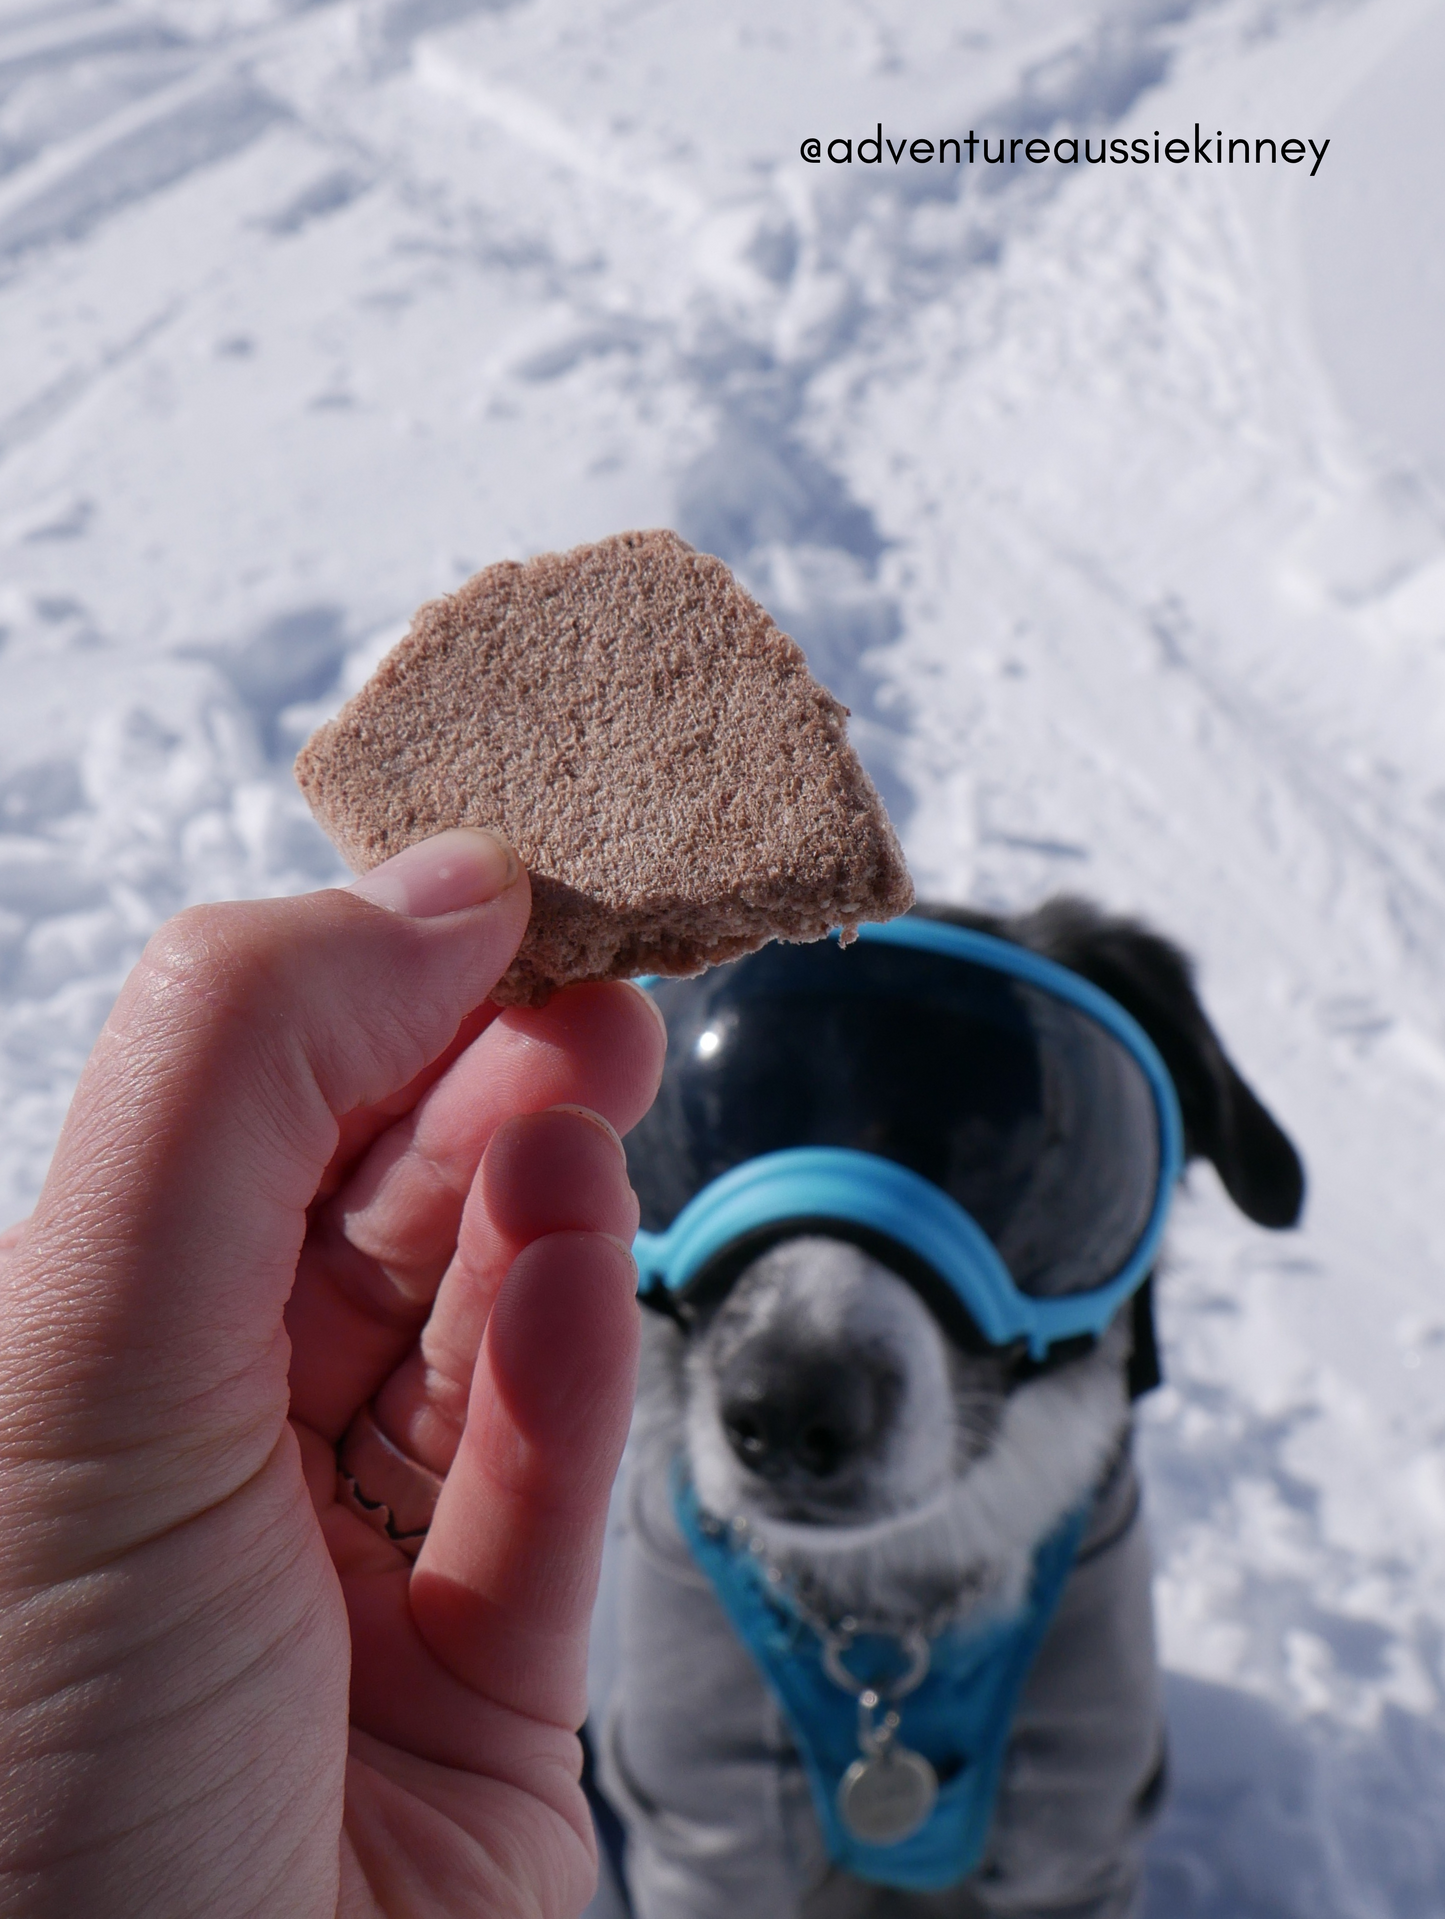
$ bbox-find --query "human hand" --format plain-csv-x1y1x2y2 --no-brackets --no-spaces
0,829,666,1918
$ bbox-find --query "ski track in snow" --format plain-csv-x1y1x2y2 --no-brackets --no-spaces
3,1,1445,1910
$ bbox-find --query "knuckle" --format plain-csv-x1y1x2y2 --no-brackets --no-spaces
137,902,286,1032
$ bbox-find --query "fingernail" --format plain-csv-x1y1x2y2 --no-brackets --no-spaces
349,828,520,918
628,978,670,1044
599,1233,640,1280
549,1104,628,1161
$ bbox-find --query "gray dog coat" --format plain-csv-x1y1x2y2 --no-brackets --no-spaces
588,1407,1165,1919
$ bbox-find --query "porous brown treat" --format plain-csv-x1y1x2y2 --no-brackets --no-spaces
295,528,913,1004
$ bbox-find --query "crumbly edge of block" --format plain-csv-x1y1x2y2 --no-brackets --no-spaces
487,874,914,1007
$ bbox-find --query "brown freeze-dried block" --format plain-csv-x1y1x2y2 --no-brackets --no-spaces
295,528,913,1004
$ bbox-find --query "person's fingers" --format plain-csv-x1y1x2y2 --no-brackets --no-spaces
368,1105,640,1471
0,829,529,1578
315,1003,500,1203
284,984,663,1439
410,1230,640,1731
326,985,661,1291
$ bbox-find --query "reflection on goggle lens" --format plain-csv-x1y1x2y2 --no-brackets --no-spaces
625,935,1162,1301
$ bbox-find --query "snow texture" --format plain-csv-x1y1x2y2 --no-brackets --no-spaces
2,0,1445,1909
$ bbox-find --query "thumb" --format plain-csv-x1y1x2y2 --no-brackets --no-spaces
0,829,530,1573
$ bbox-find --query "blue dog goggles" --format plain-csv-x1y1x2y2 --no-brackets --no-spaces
628,917,1183,1362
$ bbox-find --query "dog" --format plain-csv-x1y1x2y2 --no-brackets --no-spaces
591,897,1304,1919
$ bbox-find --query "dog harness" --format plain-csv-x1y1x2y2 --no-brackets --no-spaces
673,1468,1088,1893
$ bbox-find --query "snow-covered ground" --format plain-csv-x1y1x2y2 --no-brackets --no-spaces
3,0,1445,1910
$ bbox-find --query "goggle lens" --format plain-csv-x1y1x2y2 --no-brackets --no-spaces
626,936,1162,1302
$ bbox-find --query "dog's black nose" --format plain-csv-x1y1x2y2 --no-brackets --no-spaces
718,1356,892,1480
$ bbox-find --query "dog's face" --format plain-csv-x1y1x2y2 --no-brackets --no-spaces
673,1232,1136,1622
647,899,1306,1625
685,1236,1004,1528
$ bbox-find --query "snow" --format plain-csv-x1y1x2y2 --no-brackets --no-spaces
3,1,1445,1909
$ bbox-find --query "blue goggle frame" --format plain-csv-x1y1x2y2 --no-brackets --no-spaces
631,918,1184,1360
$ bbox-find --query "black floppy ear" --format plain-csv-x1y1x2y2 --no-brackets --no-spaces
1010,898,1305,1229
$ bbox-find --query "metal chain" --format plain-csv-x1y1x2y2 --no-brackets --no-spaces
857,1691,903,1758
696,1505,983,1700
699,1500,949,1839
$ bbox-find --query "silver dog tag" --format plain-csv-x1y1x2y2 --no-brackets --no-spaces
837,1745,938,1845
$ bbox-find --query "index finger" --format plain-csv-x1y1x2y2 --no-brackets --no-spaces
285,981,665,1438
315,1003,502,1201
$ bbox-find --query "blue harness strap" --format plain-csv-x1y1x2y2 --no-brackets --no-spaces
673,1471,1087,1893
